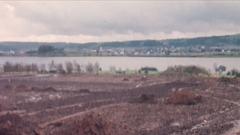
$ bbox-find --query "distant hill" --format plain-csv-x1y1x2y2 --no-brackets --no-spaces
99,34,240,48
1,33,240,51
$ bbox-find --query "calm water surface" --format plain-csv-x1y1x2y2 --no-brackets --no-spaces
0,57,239,72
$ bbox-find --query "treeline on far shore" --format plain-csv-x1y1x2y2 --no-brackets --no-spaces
0,61,240,78
0,61,101,74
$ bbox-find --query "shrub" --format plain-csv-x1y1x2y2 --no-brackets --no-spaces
165,91,202,105
138,67,158,75
227,69,240,78
161,65,209,77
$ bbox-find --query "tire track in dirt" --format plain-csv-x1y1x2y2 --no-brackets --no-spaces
37,81,197,130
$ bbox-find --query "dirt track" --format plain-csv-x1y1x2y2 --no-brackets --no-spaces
0,74,239,135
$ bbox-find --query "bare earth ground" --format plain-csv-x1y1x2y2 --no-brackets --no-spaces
0,73,239,135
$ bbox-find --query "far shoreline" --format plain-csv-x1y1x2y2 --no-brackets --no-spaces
0,55,240,58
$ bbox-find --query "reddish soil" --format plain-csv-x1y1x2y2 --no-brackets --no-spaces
0,114,40,135
0,74,239,135
165,90,202,105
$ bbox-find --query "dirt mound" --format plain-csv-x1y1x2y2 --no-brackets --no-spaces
165,91,202,105
78,89,91,93
32,87,57,92
31,86,42,91
15,84,29,91
122,77,129,81
50,113,131,135
44,87,57,92
0,114,40,135
130,94,156,104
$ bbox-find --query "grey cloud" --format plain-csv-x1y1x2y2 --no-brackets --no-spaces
1,1,240,42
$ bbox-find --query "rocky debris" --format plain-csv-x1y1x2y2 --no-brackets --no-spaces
31,87,42,91
165,91,202,105
48,113,131,135
122,77,129,81
218,77,239,86
140,76,148,81
0,114,40,135
0,75,239,135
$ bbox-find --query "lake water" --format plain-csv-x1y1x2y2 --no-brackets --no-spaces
0,57,239,72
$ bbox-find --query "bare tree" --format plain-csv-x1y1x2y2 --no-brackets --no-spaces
56,63,65,74
65,61,73,74
74,62,81,73
3,62,12,72
39,64,47,73
85,63,94,74
31,64,39,73
93,62,101,74
109,66,116,74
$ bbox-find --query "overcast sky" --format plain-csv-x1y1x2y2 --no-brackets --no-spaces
1,1,240,43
